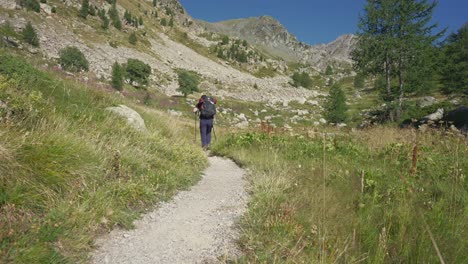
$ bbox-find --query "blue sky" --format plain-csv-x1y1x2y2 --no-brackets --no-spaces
179,0,468,45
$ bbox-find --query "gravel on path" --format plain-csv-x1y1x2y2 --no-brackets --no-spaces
92,156,249,264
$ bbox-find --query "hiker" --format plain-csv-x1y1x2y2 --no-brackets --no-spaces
193,95,217,149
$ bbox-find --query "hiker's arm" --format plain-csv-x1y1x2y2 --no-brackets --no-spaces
193,101,202,113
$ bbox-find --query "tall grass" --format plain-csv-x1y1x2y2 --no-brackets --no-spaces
213,128,467,263
0,52,206,262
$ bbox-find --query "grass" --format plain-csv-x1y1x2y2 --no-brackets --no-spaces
0,51,206,262
212,126,467,263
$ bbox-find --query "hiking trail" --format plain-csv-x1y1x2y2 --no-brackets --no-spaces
92,156,249,264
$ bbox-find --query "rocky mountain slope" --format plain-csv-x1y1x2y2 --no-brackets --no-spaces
198,15,356,70
0,0,353,106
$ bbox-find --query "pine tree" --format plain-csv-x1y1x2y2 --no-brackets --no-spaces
440,23,468,94
169,17,174,27
139,16,143,26
22,21,39,47
177,70,200,97
325,65,333,75
111,62,123,90
79,0,89,19
108,3,122,30
152,0,157,7
352,0,441,119
324,83,348,123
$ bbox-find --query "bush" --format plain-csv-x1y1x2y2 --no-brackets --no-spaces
79,0,89,19
128,32,137,45
354,73,365,89
22,22,39,47
325,65,333,75
108,3,122,30
160,18,167,26
291,71,312,88
51,6,56,13
111,62,123,90
125,58,151,86
176,70,200,97
221,35,229,45
324,83,348,123
59,46,89,72
20,0,40,12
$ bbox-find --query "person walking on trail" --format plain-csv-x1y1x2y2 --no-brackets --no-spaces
193,95,217,150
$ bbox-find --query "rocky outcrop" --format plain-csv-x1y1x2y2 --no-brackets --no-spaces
198,16,357,70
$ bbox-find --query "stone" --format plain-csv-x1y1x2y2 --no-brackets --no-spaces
0,0,17,10
419,96,437,107
307,100,319,106
319,118,327,124
106,105,147,132
425,108,444,121
167,109,182,116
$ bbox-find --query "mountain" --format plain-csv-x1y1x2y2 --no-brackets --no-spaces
197,15,356,70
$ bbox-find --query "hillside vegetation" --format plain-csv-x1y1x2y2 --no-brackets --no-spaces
0,51,206,262
213,128,467,263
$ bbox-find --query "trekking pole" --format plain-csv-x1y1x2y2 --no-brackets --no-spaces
212,118,217,141
194,112,197,143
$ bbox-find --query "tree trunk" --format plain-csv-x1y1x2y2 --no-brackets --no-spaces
385,57,392,97
397,62,404,120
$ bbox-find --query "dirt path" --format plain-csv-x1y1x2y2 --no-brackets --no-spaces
92,156,248,264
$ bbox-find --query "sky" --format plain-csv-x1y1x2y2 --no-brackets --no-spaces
178,0,468,45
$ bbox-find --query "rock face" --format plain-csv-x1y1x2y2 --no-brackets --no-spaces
198,16,357,70
0,0,17,10
106,105,147,132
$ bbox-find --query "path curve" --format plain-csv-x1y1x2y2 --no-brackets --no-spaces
92,156,248,264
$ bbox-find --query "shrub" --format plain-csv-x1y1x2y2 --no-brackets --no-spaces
125,58,151,86
221,35,229,45
59,46,89,72
160,18,167,26
325,65,333,75
79,0,89,19
324,83,348,123
128,32,137,45
108,3,122,30
169,18,174,28
22,22,39,47
354,72,365,89
51,6,56,13
291,71,312,88
111,62,123,90
139,16,143,26
89,5,96,16
176,70,200,97
40,0,46,3
21,0,40,12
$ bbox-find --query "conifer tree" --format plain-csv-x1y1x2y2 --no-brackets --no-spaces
111,62,124,90
324,83,348,123
79,0,89,19
440,23,468,94
22,21,39,47
169,17,174,27
325,65,333,75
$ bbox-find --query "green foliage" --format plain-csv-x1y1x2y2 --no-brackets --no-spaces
20,0,40,12
88,5,96,16
124,58,151,86
58,46,89,72
169,17,174,28
242,39,248,47
79,0,89,19
111,61,123,90
176,70,200,97
221,35,229,45
0,53,205,262
325,65,333,75
128,31,137,45
324,83,348,123
354,72,365,89
353,0,441,106
0,21,16,41
21,22,39,47
440,23,468,94
51,6,56,13
291,71,313,88
253,66,276,78
99,9,109,29
40,0,46,3
139,16,143,26
152,0,157,7
160,18,167,26
213,129,468,263
108,3,122,30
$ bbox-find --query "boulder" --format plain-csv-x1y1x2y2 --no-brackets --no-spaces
442,106,468,132
425,108,444,121
106,105,147,132
419,96,437,107
0,0,17,9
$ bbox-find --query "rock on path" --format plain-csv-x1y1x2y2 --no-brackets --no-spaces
92,156,248,264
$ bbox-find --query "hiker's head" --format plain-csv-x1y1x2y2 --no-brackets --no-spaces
201,95,208,100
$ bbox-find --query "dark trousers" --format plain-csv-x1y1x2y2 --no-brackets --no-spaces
200,118,213,147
